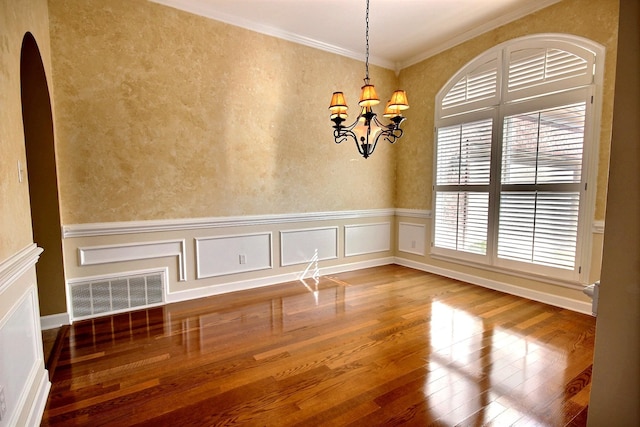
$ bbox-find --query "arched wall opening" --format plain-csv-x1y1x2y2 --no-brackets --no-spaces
20,32,67,317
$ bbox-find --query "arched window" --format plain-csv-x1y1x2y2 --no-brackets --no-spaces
432,34,604,284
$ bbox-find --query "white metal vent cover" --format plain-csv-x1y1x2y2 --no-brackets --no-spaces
69,271,165,320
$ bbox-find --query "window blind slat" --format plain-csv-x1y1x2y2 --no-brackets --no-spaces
442,58,498,109
435,192,489,255
502,103,586,185
436,119,493,186
508,48,589,92
498,191,579,269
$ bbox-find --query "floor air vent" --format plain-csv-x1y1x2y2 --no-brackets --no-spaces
70,272,164,320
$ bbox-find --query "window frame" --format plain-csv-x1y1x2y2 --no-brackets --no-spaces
432,34,605,286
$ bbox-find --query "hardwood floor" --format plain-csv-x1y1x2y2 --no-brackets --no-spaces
41,265,595,426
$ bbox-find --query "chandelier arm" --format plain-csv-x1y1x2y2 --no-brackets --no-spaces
332,115,361,145
333,128,358,145
381,127,403,144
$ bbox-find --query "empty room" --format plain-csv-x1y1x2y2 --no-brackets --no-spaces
0,0,637,425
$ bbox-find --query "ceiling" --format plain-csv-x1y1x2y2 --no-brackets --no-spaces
150,0,560,71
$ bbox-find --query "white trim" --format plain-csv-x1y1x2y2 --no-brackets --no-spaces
166,257,394,304
394,208,432,219
78,239,187,281
149,0,561,73
592,220,605,234
24,367,51,427
429,252,587,289
40,312,70,330
148,0,395,70
0,244,43,294
394,257,592,315
399,1,562,70
62,209,395,238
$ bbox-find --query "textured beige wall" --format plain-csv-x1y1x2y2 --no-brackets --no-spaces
589,0,640,422
396,0,619,221
49,0,398,225
0,0,53,261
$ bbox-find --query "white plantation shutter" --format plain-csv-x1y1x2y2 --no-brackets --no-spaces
434,192,488,255
433,35,601,283
498,191,580,269
440,56,498,117
506,44,595,101
498,102,586,270
436,119,492,186
502,103,585,184
434,119,492,257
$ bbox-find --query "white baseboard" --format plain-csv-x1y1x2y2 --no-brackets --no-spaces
167,257,395,304
41,312,71,330
394,257,593,315
25,369,51,427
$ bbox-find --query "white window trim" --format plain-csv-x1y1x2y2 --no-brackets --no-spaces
432,34,605,287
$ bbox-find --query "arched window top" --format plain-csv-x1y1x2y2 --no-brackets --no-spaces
437,34,603,119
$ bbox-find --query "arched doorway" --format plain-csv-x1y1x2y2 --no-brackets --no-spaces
20,33,66,320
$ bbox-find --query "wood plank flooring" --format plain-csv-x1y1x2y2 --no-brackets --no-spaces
41,265,595,426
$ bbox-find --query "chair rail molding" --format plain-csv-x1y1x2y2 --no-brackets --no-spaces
0,244,43,294
63,209,396,238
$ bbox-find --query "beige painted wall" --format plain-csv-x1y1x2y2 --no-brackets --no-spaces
0,0,53,261
48,0,399,225
396,0,619,220
588,0,640,422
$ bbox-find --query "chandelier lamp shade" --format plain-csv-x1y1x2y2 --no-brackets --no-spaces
329,0,409,159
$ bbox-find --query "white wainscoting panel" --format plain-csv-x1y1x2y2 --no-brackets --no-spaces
398,222,427,256
78,239,187,281
196,233,273,279
0,288,42,427
280,227,338,267
344,222,391,257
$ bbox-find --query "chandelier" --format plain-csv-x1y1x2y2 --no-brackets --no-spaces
329,0,409,159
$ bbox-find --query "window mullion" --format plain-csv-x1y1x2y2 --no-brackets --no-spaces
487,108,502,267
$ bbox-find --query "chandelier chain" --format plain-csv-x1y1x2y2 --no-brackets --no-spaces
364,0,370,83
